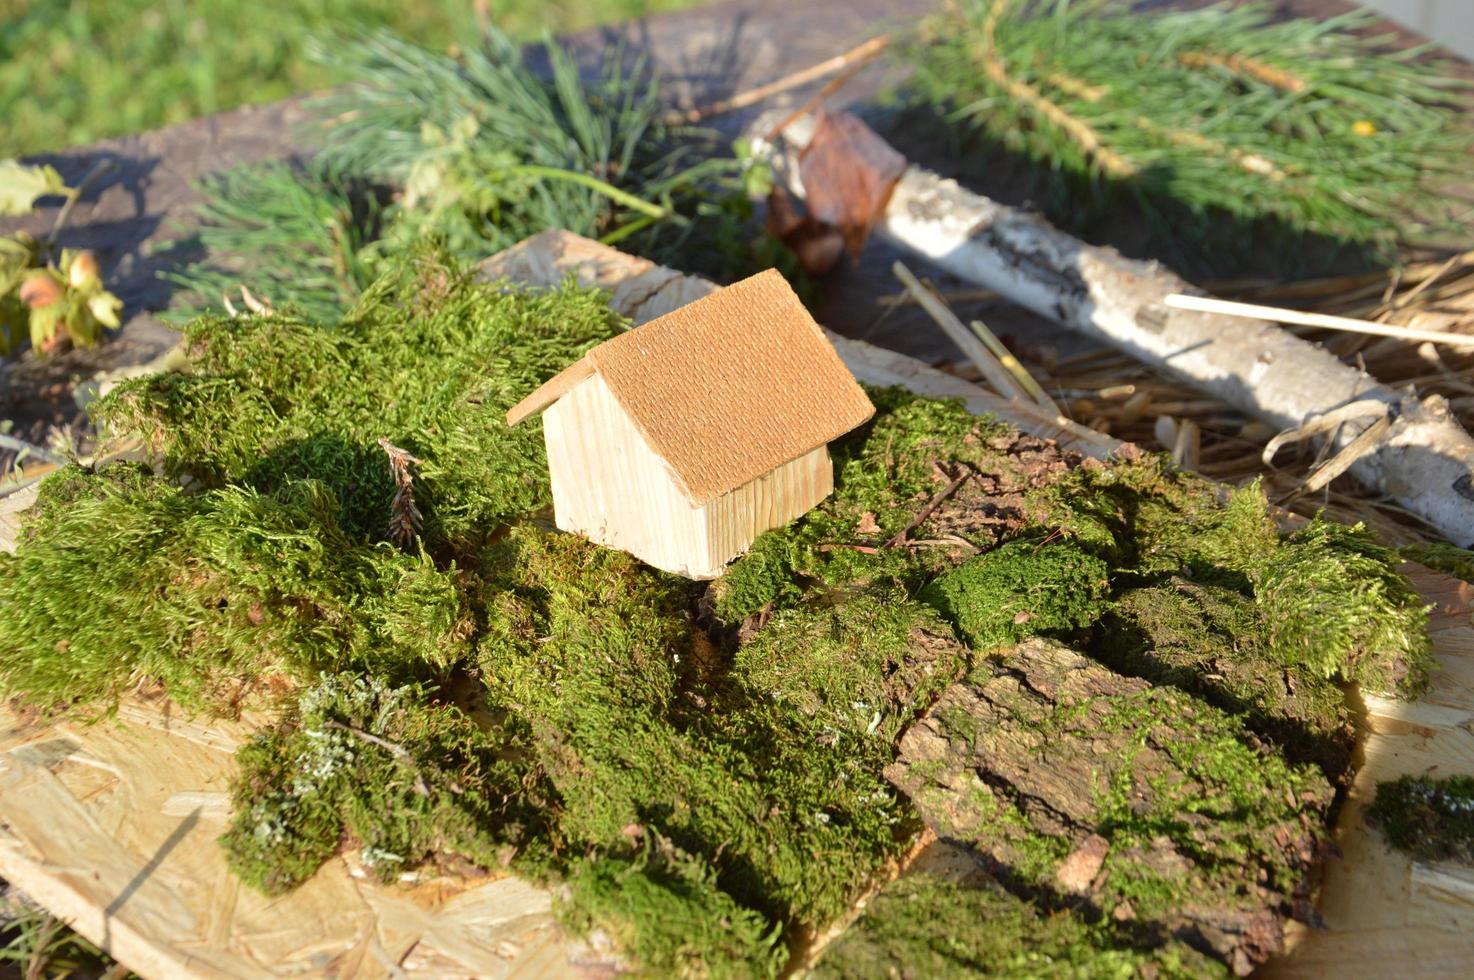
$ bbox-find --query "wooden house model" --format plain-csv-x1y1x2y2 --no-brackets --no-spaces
507,269,875,579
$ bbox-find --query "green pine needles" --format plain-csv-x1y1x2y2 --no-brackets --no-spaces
166,28,781,319
903,0,1470,262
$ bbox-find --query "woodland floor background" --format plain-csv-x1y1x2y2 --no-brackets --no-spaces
0,0,701,157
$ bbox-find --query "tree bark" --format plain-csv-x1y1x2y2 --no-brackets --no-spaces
886,639,1334,976
752,114,1474,547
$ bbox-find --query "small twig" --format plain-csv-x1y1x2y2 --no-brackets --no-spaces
323,719,430,797
905,535,980,553
674,35,889,126
966,316,1060,413
1164,293,1474,350
886,468,970,548
761,35,891,141
45,159,116,246
817,543,881,555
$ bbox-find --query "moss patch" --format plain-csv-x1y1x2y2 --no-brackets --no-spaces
96,251,625,546
561,837,784,978
813,871,1221,979
221,674,545,894
1400,541,1474,584
1367,775,1474,864
1096,580,1352,774
1254,521,1431,696
888,640,1333,973
477,527,961,934
0,464,470,714
921,538,1111,651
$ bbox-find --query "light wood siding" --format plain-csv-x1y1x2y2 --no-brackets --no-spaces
542,373,710,577
542,375,834,579
700,445,832,570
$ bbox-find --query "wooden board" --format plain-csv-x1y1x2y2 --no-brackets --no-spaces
1,231,1471,977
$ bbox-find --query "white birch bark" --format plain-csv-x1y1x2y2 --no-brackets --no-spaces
752,114,1474,547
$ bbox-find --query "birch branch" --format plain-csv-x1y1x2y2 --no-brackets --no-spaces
751,113,1474,547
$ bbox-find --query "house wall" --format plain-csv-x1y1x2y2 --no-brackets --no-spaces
542,373,710,577
540,374,836,579
701,446,832,571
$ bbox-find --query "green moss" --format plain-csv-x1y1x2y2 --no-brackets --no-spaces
1400,541,1474,583
813,872,1221,979
891,642,1334,968
920,539,1111,651
220,674,545,894
730,592,968,755
1254,520,1431,696
1097,580,1351,772
1042,460,1432,702
706,530,801,623
0,465,471,715
561,837,784,979
96,253,625,545
477,528,953,932
1368,775,1474,864
716,388,1012,607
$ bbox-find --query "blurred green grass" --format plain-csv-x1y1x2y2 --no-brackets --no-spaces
0,0,695,157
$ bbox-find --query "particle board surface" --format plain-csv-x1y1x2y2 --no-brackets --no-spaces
1,232,1472,977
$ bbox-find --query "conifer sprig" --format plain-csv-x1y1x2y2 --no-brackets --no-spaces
904,0,1471,257
167,27,778,319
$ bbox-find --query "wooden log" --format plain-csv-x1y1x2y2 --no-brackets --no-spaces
750,114,1474,548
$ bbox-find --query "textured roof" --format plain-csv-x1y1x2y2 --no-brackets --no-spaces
508,268,874,503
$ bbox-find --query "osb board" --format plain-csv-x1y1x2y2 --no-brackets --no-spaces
0,231,1469,977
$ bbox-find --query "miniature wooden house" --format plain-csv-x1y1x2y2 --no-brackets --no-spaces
507,269,874,579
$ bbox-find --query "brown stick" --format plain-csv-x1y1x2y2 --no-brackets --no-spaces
669,35,888,126
886,469,970,548
761,35,891,140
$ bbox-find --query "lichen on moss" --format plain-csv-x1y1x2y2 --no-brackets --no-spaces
1367,774,1474,864
220,673,545,894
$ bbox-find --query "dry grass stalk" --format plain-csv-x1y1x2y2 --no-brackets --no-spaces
377,437,423,547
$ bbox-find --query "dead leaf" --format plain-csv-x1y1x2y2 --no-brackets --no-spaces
797,110,907,260
765,184,846,276
856,511,882,535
